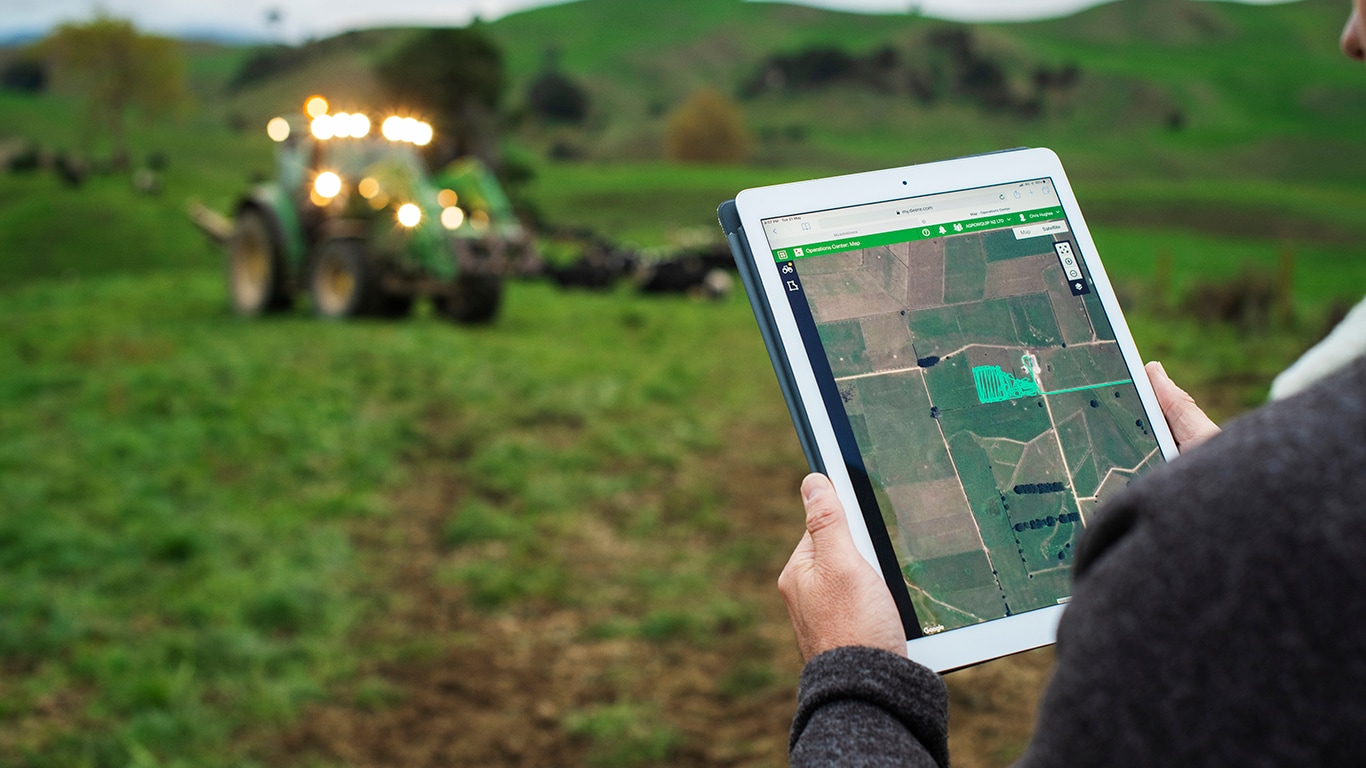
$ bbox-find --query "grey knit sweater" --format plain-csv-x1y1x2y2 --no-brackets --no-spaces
791,355,1366,767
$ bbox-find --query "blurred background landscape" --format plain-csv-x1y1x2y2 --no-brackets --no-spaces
2,0,1365,765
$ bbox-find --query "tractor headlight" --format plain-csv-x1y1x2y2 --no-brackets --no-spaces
441,206,465,230
314,171,342,199
349,113,371,138
267,117,290,142
332,112,352,138
412,121,434,147
397,203,422,228
469,209,490,232
310,114,335,141
380,116,435,145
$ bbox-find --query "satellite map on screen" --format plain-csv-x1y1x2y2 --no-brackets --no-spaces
786,215,1163,634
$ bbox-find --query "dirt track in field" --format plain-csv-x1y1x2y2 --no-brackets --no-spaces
265,421,1050,768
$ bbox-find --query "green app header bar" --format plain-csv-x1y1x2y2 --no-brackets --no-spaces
772,205,1066,262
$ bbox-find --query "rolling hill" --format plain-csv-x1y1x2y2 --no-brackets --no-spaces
206,0,1366,211
4,0,1365,274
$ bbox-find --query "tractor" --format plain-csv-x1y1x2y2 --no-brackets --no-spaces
218,96,534,323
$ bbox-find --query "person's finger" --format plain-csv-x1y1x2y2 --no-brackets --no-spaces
783,474,908,661
1145,361,1220,451
1343,7,1365,61
801,473,854,550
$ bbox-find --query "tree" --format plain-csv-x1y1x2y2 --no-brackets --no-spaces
0,57,48,94
42,16,189,163
525,47,589,124
664,88,751,164
376,26,505,166
527,70,590,124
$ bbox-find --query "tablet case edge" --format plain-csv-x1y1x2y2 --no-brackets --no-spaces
718,199,825,475
721,197,920,643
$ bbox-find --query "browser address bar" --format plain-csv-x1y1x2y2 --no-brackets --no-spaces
815,191,1013,234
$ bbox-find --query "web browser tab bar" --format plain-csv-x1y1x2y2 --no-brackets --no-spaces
762,178,1062,250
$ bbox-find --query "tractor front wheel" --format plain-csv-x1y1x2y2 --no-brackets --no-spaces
309,238,381,319
228,207,291,315
439,273,503,324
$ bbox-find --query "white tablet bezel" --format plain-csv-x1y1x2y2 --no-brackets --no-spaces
734,147,1179,671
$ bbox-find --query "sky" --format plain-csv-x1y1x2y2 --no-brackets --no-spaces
0,0,1298,43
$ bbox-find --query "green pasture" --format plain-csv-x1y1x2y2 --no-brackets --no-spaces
0,272,794,766
859,372,954,486
4,0,1366,763
905,549,1001,623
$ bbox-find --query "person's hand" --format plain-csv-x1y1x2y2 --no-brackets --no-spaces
778,473,906,663
1342,0,1364,61
1145,361,1220,452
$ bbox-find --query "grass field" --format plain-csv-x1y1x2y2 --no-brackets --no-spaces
3,0,1366,765
0,272,811,767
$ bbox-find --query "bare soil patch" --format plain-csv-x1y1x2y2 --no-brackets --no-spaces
265,417,1050,767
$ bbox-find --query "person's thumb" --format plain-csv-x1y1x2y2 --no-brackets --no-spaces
801,473,855,552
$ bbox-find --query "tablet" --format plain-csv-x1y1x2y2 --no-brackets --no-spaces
719,147,1179,672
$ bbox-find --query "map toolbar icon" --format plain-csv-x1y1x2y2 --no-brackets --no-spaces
1053,240,1090,295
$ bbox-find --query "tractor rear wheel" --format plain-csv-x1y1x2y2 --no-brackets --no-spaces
378,293,415,319
440,273,503,324
228,207,291,315
309,238,381,319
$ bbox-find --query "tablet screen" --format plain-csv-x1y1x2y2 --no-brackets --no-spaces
761,178,1165,637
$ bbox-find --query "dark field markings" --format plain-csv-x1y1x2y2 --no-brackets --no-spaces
1039,383,1087,532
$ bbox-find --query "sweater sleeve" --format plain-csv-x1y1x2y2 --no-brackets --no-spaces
1016,355,1366,766
791,357,1366,767
790,646,949,768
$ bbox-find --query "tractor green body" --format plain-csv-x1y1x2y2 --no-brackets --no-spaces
227,113,532,323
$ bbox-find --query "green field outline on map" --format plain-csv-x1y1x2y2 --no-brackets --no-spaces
972,356,1132,405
